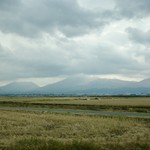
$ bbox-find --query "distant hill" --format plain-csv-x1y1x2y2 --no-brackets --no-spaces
135,78,150,87
0,76,150,95
85,78,136,89
38,75,94,94
36,76,150,95
0,82,39,95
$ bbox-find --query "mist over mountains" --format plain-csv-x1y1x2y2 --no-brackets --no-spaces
0,76,150,95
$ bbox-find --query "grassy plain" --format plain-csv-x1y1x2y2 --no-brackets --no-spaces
0,96,150,112
0,96,150,149
0,109,150,150
0,96,150,106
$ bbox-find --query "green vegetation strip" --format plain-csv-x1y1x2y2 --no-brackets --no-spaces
0,101,150,113
0,96,150,107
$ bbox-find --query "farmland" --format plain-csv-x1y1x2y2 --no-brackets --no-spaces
0,96,150,112
0,96,150,150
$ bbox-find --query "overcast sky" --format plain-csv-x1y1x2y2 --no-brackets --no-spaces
0,0,150,86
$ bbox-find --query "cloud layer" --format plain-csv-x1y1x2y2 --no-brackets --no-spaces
0,0,150,84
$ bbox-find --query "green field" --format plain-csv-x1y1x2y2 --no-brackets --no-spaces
0,96,150,112
0,96,150,106
0,96,150,150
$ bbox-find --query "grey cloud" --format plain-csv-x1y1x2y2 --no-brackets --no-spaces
126,27,150,45
0,39,148,80
0,44,12,58
0,44,5,56
115,0,150,18
136,51,150,64
76,46,145,75
0,0,107,37
0,0,23,35
0,0,20,10
125,27,150,67
0,0,150,81
0,0,149,38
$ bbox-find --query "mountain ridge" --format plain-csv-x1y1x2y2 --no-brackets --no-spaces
0,77,150,95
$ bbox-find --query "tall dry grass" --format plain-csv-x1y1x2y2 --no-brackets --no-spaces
0,109,149,149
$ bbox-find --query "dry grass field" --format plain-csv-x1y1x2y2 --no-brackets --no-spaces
0,109,150,150
0,96,150,149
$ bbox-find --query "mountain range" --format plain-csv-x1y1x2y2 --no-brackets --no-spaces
0,76,150,95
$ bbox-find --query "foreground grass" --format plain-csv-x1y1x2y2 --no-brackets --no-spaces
0,109,149,150
6,138,150,150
